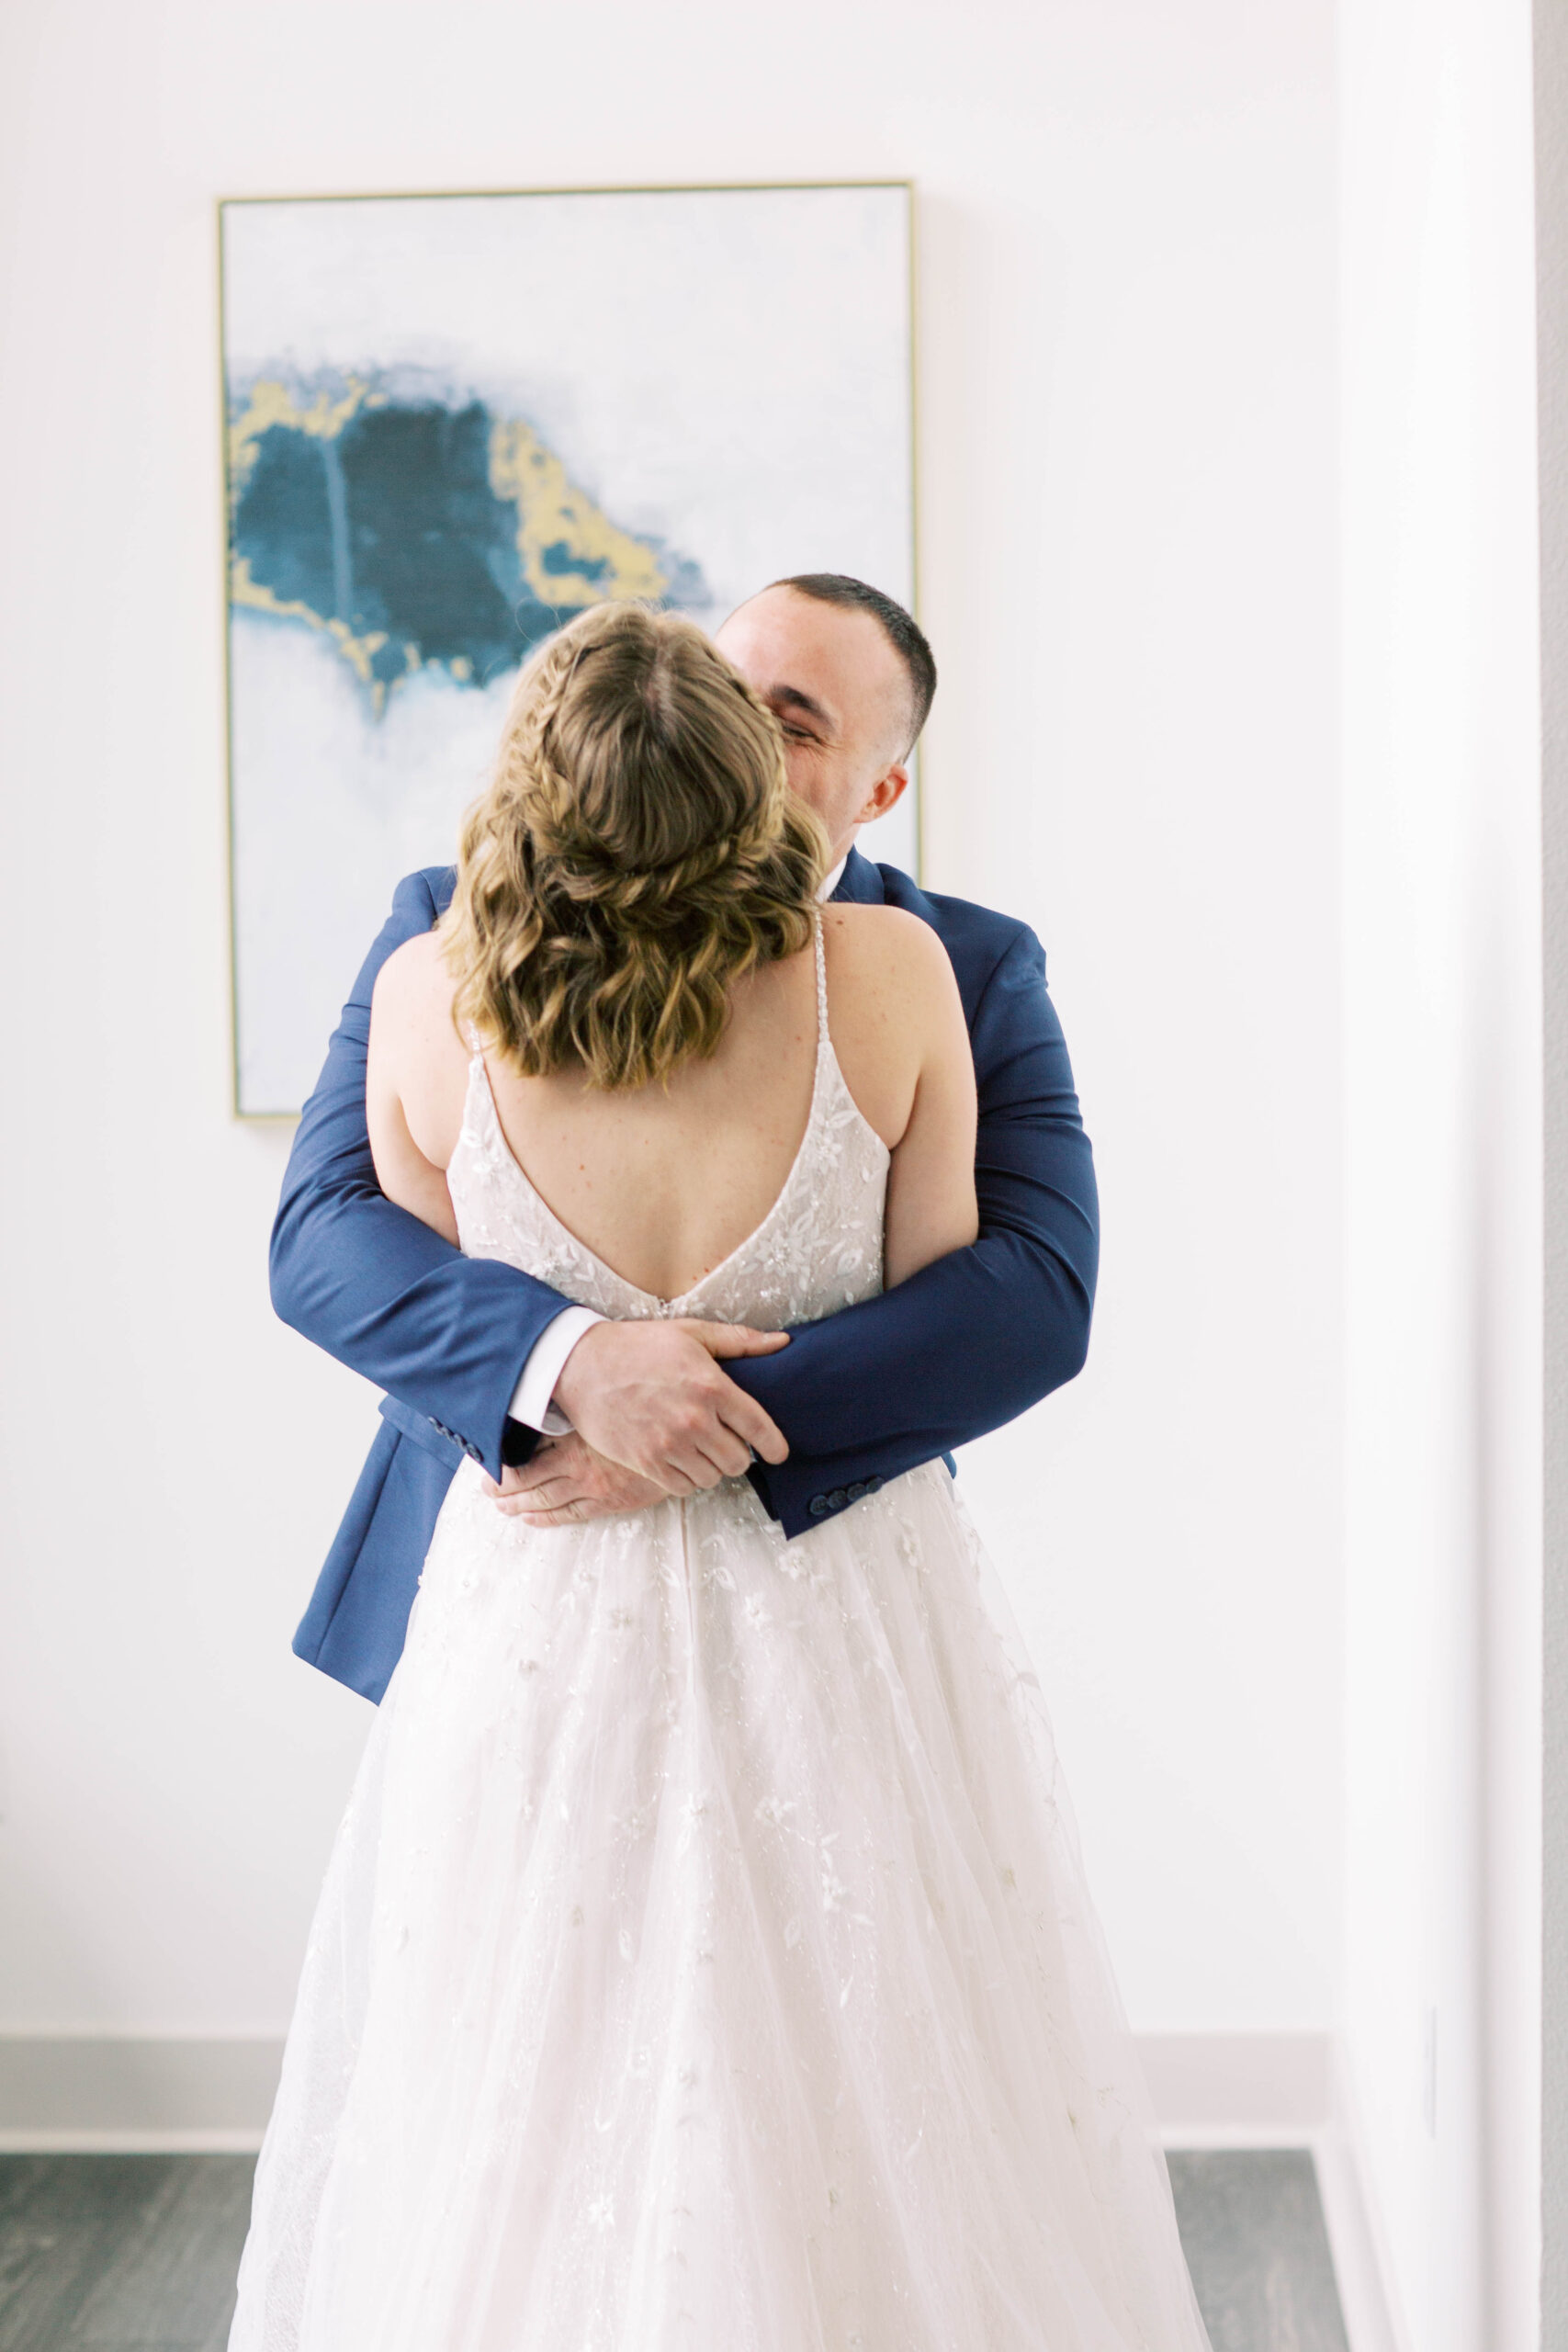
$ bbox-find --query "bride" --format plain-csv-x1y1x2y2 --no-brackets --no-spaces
229,601,1211,2351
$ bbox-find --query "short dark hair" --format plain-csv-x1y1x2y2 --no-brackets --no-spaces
770,573,936,752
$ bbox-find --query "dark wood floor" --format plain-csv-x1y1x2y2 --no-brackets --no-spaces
0,2147,1349,2350
0,2155,253,2352
1168,2150,1350,2352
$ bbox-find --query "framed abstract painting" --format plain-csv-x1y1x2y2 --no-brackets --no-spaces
219,181,916,1117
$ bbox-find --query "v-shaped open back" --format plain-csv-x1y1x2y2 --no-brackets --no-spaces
446,914,891,1329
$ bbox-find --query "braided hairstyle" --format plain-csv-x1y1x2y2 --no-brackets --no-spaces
440,602,829,1091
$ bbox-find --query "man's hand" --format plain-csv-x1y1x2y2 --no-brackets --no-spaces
551,1317,791,1492
483,1435,667,1527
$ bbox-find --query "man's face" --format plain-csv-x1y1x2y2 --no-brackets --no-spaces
714,587,912,865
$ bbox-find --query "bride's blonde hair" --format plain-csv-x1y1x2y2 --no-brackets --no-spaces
440,602,829,1090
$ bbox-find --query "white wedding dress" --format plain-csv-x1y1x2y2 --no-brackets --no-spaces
231,926,1211,2352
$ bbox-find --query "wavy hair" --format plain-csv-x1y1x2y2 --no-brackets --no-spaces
439,602,829,1090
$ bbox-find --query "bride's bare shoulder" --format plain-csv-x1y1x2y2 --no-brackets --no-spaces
370,927,461,1057
821,901,955,1002
375,923,448,992
818,905,966,1146
820,903,964,1113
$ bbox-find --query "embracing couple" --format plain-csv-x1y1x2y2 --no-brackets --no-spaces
230,577,1212,2349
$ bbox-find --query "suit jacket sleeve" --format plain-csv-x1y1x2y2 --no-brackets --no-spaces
731,924,1099,1535
268,870,580,1480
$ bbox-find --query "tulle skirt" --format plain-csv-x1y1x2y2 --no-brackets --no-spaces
229,1462,1210,2351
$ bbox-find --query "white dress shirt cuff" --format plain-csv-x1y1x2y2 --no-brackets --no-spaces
507,1306,604,1437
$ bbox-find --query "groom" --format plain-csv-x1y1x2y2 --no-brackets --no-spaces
275,575,1100,1702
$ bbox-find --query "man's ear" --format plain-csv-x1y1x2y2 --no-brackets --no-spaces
857,763,909,826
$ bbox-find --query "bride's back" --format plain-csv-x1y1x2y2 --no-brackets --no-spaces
375,902,947,1303
367,604,976,1300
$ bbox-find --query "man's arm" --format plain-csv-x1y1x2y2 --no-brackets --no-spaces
713,922,1097,1532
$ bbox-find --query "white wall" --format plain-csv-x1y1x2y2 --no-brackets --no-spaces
0,0,1340,2058
1536,0,1568,2335
1339,0,1543,2345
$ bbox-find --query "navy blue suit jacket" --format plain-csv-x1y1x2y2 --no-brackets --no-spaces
273,849,1099,1702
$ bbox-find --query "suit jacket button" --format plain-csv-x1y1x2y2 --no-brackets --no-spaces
465,1442,482,1461
808,1495,830,1518
828,1488,848,1510
847,1482,866,1502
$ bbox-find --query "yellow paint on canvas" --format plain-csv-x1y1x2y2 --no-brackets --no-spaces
227,377,381,500
489,419,667,607
230,556,390,705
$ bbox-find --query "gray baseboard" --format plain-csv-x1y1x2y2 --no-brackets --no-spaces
1138,2031,1332,2136
0,2030,1330,2149
0,2040,284,2150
